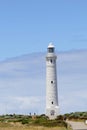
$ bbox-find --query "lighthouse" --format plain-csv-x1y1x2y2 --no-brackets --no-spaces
46,43,59,119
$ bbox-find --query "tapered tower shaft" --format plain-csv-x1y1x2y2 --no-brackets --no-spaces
46,43,59,119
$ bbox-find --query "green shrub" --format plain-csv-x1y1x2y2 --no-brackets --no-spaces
21,119,29,124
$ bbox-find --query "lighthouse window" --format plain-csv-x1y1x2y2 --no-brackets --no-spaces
51,81,53,84
51,101,53,104
50,59,52,63
48,48,54,53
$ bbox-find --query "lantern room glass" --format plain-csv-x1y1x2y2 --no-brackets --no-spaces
48,48,54,53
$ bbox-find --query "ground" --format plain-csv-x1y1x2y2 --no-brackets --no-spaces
67,120,87,130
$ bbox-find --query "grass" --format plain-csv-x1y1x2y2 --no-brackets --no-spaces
0,123,69,130
0,114,72,130
0,123,72,130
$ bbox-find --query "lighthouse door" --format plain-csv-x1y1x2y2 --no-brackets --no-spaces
50,110,55,116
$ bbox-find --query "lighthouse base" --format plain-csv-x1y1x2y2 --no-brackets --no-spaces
46,106,59,119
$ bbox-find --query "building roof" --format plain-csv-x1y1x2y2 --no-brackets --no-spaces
48,43,55,48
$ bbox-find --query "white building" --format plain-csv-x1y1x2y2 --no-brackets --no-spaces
46,43,59,119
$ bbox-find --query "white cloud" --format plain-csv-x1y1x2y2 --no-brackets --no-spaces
0,50,87,114
0,96,45,115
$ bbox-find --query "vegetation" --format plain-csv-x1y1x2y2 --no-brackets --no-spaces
63,111,87,121
0,111,87,130
0,114,67,126
0,114,70,130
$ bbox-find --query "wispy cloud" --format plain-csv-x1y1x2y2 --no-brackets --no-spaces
58,50,87,113
0,96,45,114
0,50,87,114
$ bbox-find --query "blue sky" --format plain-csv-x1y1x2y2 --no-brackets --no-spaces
0,0,87,60
0,1,87,114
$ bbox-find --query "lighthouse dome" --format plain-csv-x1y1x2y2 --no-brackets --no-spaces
48,43,55,48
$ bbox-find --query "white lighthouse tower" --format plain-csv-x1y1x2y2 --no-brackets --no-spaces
46,43,59,119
